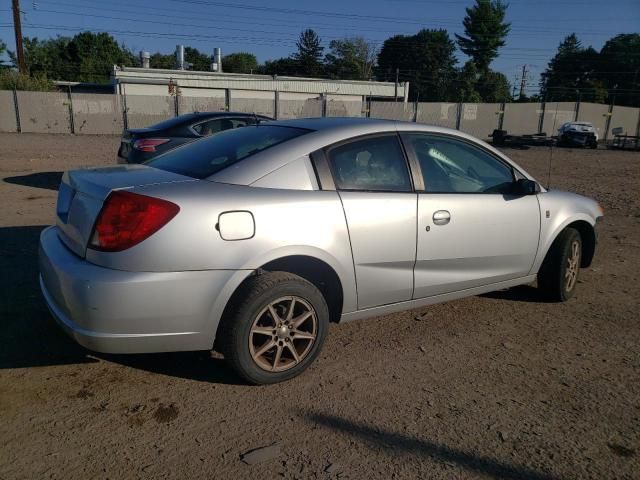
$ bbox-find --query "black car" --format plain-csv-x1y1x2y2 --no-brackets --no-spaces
117,112,273,164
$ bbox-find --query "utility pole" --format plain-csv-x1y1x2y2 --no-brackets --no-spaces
511,74,518,100
12,0,27,74
394,67,399,102
518,64,528,100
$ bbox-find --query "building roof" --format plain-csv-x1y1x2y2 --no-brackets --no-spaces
113,66,407,98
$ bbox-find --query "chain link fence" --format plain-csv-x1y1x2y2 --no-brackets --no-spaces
1,90,639,142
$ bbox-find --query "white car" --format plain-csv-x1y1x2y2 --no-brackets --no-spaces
558,122,598,148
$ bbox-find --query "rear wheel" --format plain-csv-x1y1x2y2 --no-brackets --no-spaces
218,271,329,384
537,228,582,302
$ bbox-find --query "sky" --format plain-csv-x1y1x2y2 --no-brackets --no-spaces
1,0,639,93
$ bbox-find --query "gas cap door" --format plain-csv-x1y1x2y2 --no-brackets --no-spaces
218,211,255,241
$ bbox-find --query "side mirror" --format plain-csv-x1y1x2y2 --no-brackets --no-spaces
513,178,541,195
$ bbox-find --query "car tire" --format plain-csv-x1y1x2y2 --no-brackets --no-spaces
218,271,329,385
537,227,582,302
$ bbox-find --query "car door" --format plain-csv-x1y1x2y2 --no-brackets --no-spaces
400,132,540,299
323,133,417,310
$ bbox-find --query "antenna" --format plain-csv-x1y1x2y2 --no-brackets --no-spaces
546,100,561,190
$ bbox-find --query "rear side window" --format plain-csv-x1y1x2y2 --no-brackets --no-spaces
146,125,309,179
192,117,251,136
326,135,412,192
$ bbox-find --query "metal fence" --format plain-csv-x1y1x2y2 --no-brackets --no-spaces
1,90,639,141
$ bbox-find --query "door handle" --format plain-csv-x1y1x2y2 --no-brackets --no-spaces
432,210,451,226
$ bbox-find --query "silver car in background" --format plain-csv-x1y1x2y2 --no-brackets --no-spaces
39,118,603,384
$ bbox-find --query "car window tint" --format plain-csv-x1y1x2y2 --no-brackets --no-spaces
405,134,513,194
193,118,235,136
193,118,254,136
327,135,412,192
146,125,310,179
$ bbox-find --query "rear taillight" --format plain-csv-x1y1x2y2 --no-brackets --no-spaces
133,138,170,152
89,191,179,252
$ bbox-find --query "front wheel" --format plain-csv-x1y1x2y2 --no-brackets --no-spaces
218,271,329,384
537,228,582,302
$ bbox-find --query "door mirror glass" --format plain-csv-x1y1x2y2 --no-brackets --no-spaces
512,178,540,195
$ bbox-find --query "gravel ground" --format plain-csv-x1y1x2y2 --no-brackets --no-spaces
0,132,638,480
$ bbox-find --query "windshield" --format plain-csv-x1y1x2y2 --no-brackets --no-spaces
146,125,310,179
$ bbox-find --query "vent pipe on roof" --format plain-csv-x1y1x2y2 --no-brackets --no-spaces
211,47,222,72
140,51,150,69
176,45,185,70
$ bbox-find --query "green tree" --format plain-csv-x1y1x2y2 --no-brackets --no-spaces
293,29,324,77
10,32,135,82
183,47,210,71
454,60,482,102
65,32,136,82
0,39,9,69
149,52,174,69
455,0,510,73
377,29,457,101
599,34,640,106
476,70,511,102
258,57,299,76
222,52,258,73
0,70,53,90
540,34,602,102
10,36,70,78
324,37,377,80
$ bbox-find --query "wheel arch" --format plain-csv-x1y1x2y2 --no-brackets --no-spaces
207,248,353,350
536,216,597,272
567,220,597,268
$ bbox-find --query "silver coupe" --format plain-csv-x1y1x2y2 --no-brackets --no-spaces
39,117,603,384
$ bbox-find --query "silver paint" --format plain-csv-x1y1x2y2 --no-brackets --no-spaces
39,118,602,354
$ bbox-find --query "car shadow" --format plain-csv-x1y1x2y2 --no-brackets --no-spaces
0,224,243,385
4,171,63,191
97,351,244,385
303,410,563,480
0,225,95,369
479,284,550,303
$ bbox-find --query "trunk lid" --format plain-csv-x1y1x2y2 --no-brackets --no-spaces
55,164,194,257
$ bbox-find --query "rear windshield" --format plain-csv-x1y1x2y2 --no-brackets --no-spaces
146,125,310,179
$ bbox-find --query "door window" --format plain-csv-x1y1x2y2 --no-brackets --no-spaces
327,135,412,192
403,134,514,193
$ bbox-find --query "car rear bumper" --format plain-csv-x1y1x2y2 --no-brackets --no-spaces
39,226,236,354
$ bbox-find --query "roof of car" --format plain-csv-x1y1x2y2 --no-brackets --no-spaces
270,116,397,131
186,111,272,120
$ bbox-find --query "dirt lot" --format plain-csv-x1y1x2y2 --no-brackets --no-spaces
0,132,638,479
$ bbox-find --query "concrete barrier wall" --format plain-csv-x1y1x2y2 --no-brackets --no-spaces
459,103,501,139
0,91,638,140
16,91,71,133
72,93,123,135
503,103,541,134
540,102,576,135
608,105,640,138
416,103,458,128
278,98,322,119
327,99,363,117
178,95,226,114
370,101,415,121
577,103,609,140
0,91,17,132
125,94,175,129
230,90,275,117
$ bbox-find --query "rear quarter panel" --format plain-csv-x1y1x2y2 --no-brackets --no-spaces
85,181,358,314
